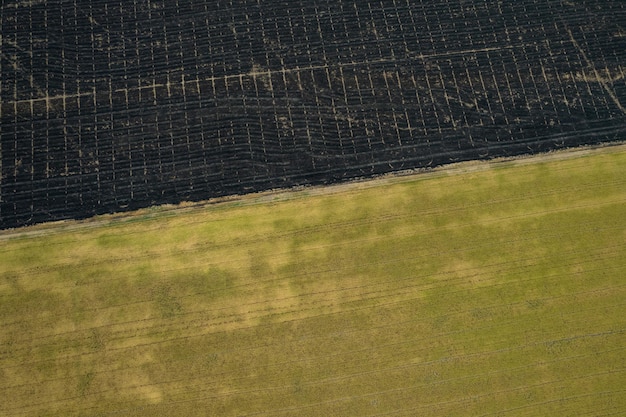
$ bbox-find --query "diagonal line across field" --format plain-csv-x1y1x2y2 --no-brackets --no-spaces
6,45,520,107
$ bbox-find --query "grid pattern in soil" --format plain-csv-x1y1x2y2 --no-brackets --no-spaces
1,0,625,228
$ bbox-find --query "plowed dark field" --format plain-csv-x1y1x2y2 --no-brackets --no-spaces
1,0,625,228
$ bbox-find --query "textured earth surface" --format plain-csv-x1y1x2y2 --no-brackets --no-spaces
1,0,625,228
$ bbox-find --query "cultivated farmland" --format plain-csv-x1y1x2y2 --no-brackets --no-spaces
0,145,625,416
2,0,626,228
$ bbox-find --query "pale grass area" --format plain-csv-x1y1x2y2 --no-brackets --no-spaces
0,144,625,416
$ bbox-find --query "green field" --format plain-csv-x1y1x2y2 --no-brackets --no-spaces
1,146,625,416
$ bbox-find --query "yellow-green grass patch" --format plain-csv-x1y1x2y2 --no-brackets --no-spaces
1,145,625,416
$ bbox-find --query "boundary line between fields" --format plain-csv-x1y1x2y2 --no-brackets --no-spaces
0,141,625,240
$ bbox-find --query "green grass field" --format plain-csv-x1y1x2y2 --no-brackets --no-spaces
1,145,625,416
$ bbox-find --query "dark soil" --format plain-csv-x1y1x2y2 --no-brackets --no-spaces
1,0,625,229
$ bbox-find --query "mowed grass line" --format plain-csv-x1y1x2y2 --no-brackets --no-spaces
0,146,625,416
